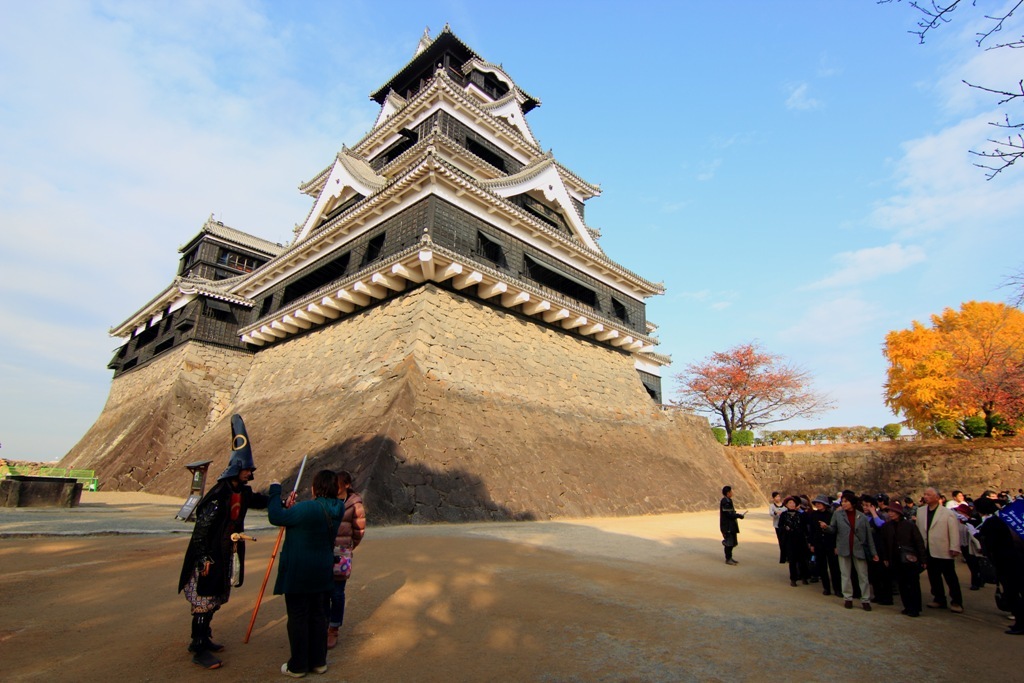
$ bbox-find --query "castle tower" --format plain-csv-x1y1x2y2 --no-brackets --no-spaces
61,28,760,519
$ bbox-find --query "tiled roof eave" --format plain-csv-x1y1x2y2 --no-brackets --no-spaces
426,156,665,296
239,240,658,349
233,150,664,301
368,26,481,103
353,70,542,160
109,277,255,337
459,57,540,107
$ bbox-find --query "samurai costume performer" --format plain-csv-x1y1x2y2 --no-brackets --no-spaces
177,414,269,668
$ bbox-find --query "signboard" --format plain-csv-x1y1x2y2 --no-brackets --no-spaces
176,493,202,522
998,498,1024,539
175,460,212,522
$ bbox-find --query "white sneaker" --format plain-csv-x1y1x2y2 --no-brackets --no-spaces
312,664,328,674
281,663,306,678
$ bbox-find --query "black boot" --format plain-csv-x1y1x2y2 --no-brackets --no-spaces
189,613,222,669
205,612,225,653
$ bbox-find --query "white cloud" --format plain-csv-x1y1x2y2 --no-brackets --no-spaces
806,243,926,290
816,52,840,78
785,82,823,110
777,295,881,347
696,159,721,182
869,111,1024,238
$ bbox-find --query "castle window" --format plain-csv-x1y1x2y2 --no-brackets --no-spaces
180,248,198,275
523,255,597,308
611,298,630,324
203,299,236,323
361,232,386,266
154,338,174,355
476,231,506,268
509,194,571,235
218,250,261,273
134,325,158,348
258,296,274,318
282,251,351,307
465,137,507,172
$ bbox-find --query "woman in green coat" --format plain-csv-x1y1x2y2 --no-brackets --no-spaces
269,470,344,677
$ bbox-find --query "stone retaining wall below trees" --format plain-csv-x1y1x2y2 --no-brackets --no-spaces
736,440,1024,500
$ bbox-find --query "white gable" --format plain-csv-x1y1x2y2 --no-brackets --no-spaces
482,162,600,252
295,154,385,242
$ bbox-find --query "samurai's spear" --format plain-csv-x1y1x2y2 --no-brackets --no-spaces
243,454,307,643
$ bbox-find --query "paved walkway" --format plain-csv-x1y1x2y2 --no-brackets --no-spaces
0,492,276,537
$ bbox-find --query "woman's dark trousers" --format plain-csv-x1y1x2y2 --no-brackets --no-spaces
285,591,330,673
896,562,923,614
816,549,841,594
775,527,787,563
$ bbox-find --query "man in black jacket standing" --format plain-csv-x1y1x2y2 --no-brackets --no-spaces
720,485,746,565
177,414,269,669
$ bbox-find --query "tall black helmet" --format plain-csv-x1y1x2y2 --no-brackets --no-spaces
217,414,257,481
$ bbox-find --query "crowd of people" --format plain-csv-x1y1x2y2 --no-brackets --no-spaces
752,485,1024,635
177,414,367,675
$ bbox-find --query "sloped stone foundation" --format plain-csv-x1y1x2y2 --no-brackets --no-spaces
63,285,760,520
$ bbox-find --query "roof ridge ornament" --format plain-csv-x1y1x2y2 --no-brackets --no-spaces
415,27,431,56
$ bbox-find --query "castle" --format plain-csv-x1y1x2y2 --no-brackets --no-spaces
61,27,759,520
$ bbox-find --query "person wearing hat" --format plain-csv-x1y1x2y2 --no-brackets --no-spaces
177,414,270,669
779,495,811,586
808,495,841,597
880,500,927,617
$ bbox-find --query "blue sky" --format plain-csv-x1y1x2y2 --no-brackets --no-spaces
2,1,1023,460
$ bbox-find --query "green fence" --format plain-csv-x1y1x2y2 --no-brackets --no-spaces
0,466,99,492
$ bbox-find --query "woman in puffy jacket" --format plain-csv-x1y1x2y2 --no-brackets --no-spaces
327,471,366,649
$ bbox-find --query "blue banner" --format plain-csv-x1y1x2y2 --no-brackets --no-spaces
998,498,1024,538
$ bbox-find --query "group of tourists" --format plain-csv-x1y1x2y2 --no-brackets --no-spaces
177,415,366,675
746,484,1024,635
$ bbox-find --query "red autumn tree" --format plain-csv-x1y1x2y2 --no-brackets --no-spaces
674,342,834,445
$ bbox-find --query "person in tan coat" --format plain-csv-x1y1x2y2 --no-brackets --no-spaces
916,487,964,613
327,471,366,649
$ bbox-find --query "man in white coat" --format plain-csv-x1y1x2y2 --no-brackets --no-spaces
916,487,964,613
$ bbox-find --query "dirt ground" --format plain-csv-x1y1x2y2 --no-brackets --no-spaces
0,493,1019,682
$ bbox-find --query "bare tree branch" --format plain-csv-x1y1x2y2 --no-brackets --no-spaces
882,0,1024,179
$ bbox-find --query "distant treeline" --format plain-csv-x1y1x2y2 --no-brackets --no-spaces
712,424,906,446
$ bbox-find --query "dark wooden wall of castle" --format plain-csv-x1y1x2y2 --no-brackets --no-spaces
368,110,526,176
637,370,662,403
427,197,646,334
110,299,253,377
116,197,643,379
250,196,646,339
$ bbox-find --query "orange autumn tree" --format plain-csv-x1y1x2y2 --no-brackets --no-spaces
883,301,1024,437
674,342,834,445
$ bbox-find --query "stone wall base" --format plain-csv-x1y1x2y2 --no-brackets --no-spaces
62,285,760,520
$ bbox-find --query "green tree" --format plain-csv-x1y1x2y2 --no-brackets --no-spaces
711,427,727,445
732,430,755,447
882,423,902,441
962,415,988,439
